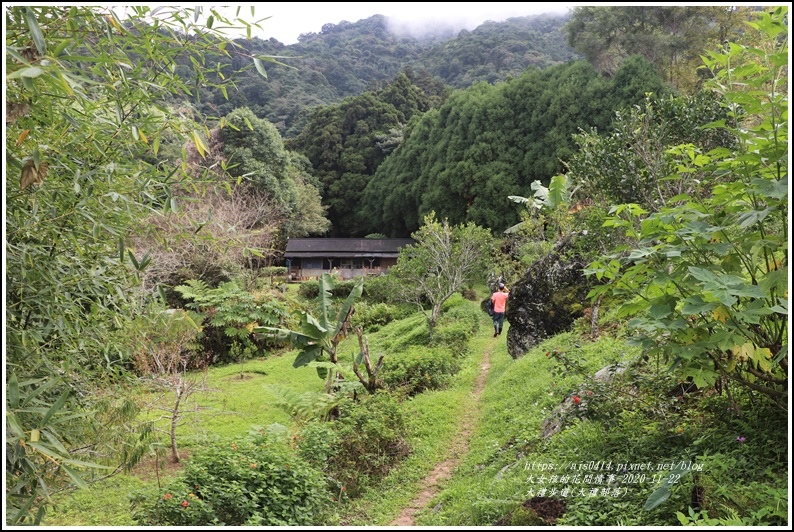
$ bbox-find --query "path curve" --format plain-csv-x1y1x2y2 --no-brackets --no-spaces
390,340,494,526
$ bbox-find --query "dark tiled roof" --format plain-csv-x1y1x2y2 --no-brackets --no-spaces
285,238,414,257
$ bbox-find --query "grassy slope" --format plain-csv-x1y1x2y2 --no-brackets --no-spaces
340,316,492,524
42,295,789,526
413,325,788,526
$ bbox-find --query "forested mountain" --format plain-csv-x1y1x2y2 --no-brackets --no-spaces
285,70,449,236
284,56,669,236
357,57,669,236
172,5,760,237
192,12,578,138
418,14,579,88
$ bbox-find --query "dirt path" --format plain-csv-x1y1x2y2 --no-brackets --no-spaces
390,339,494,526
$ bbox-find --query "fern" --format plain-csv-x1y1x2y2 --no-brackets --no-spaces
263,384,343,422
174,279,211,306
174,279,287,364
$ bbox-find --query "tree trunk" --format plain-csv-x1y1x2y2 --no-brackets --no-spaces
170,381,183,463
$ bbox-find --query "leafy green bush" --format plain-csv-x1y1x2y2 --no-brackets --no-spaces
323,392,411,496
297,279,321,300
421,295,483,354
297,278,364,301
362,274,397,303
431,321,474,356
440,295,482,333
130,438,330,526
350,301,399,331
350,301,389,331
175,280,287,364
584,8,788,408
381,346,461,395
130,480,217,526
375,313,432,352
295,421,340,472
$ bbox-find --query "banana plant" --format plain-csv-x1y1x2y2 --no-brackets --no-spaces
256,273,363,393
505,174,578,236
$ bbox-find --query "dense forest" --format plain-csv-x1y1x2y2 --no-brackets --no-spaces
4,4,789,527
190,12,581,137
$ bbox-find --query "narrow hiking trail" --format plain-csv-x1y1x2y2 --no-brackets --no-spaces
390,336,496,526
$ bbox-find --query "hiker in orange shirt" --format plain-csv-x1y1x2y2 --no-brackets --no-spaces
490,283,510,337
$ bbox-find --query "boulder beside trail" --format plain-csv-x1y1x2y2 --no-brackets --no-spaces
505,232,595,359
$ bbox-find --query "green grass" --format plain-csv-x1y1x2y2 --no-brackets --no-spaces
410,327,788,527
44,475,146,526
340,314,493,524
43,350,326,526
178,353,323,443
414,332,643,526
41,291,789,527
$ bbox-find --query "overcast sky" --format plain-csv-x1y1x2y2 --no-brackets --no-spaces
207,3,575,44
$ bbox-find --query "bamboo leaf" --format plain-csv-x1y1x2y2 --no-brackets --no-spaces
253,57,268,79
27,441,66,461
128,250,140,270
25,7,47,54
62,458,115,469
190,130,207,157
9,372,19,408
6,412,25,438
40,389,70,426
60,465,88,489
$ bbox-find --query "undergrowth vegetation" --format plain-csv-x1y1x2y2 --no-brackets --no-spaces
412,329,788,526
44,285,788,527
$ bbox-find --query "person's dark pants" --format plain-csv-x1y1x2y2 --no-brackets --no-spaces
493,312,505,336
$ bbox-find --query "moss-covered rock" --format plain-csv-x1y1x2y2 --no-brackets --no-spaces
505,232,595,359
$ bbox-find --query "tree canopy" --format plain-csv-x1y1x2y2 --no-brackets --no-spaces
357,57,668,236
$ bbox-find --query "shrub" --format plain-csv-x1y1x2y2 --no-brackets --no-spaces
350,301,398,332
362,274,396,303
377,314,432,352
130,438,330,526
381,346,461,395
323,392,411,496
431,298,481,354
460,286,479,301
298,278,365,301
175,280,287,365
295,422,340,472
431,321,474,356
441,298,482,331
130,480,217,526
123,308,205,373
297,279,320,300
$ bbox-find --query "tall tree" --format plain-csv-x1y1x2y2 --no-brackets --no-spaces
564,6,758,92
585,7,788,408
359,58,667,236
389,213,495,331
566,90,736,210
287,70,447,236
218,107,331,238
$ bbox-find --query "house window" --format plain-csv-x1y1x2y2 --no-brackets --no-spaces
301,259,322,269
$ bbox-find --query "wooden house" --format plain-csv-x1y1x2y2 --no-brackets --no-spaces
284,238,414,280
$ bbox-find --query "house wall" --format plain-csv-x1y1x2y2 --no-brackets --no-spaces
288,257,398,281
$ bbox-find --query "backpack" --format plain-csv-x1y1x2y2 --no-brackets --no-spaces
486,299,495,317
